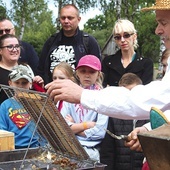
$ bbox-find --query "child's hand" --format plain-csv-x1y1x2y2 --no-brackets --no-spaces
65,114,75,123
33,76,44,87
86,121,96,128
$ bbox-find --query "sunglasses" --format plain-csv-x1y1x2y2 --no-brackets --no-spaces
0,28,14,35
0,44,21,52
114,33,134,41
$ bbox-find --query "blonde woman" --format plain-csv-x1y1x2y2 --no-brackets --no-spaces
102,19,153,87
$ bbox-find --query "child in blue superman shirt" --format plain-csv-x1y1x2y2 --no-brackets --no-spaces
0,64,46,149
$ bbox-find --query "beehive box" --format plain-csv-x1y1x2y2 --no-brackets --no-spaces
0,130,14,151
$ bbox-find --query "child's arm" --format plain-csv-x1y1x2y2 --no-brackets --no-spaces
65,114,95,136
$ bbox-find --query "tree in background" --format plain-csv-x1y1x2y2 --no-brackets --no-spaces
135,11,160,62
84,15,112,50
5,0,56,56
10,0,46,39
53,0,97,13
22,8,56,56
0,1,7,19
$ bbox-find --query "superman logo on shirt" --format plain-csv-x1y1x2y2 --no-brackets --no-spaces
9,107,31,129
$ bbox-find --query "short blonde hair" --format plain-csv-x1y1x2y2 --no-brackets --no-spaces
113,19,138,49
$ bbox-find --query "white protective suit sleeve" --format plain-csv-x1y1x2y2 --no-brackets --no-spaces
80,59,170,120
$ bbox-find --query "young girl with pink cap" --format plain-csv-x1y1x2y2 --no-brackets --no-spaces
60,55,108,162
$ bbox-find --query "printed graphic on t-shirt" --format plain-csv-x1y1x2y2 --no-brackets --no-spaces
50,45,76,73
9,107,31,129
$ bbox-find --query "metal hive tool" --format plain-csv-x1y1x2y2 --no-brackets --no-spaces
0,84,89,161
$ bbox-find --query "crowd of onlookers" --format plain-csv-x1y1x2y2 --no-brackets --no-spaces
0,1,170,170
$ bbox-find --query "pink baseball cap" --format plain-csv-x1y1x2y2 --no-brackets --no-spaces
76,55,101,71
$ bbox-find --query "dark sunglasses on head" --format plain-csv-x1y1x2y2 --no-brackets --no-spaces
0,28,14,35
114,33,134,41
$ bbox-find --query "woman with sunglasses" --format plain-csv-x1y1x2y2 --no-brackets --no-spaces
100,19,153,170
102,19,153,87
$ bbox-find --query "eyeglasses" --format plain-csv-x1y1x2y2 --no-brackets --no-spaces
0,44,21,51
114,33,134,41
0,28,14,35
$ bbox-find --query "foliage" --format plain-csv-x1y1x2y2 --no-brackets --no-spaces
84,27,112,50
84,15,109,31
5,0,56,56
0,6,6,19
22,11,56,56
134,11,160,62
9,0,52,40
53,0,98,13
0,1,7,19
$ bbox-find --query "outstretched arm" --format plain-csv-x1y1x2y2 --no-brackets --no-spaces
45,79,83,103
45,77,170,120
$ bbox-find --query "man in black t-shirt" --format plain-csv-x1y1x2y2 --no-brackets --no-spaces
37,4,101,84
